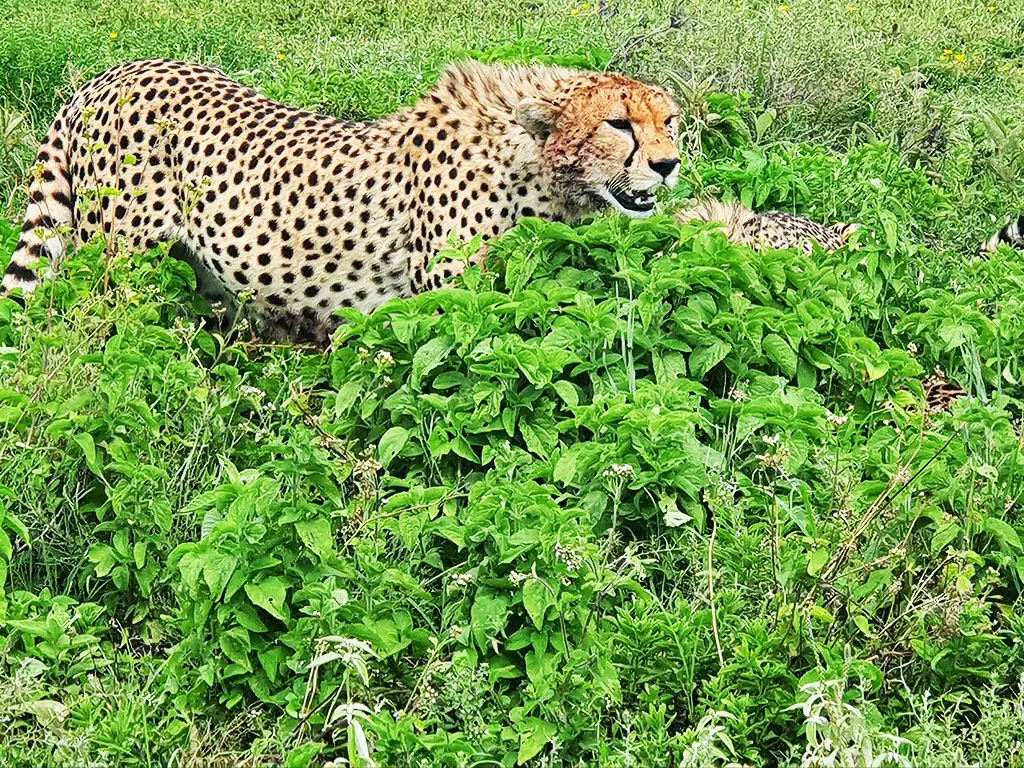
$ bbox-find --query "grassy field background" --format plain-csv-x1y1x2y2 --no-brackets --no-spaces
1,0,1024,766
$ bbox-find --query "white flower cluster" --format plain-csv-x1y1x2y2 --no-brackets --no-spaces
353,456,383,478
729,387,747,402
554,542,583,572
825,409,848,426
756,435,790,471
508,570,529,585
450,571,473,588
374,349,395,368
602,463,634,479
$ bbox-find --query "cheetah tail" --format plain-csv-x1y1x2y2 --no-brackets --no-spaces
2,115,75,298
979,214,1024,255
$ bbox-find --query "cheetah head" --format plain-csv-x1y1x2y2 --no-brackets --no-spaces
517,73,680,218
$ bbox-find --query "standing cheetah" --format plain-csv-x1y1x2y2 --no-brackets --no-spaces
678,199,858,254
2,59,680,338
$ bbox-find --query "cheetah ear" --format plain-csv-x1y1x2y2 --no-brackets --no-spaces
516,98,559,140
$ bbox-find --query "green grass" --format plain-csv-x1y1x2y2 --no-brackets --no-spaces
2,0,1024,766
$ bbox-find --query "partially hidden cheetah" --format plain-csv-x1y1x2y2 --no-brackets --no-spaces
980,214,1024,254
1,59,680,340
678,199,858,254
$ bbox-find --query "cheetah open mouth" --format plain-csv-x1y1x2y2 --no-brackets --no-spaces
599,185,657,218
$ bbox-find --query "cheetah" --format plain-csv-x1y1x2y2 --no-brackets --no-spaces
1,59,680,339
677,199,858,254
980,214,1024,254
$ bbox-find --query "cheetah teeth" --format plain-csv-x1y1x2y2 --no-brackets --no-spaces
609,188,656,213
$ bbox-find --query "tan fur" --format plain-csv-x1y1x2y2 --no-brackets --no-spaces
678,199,858,254
3,59,679,339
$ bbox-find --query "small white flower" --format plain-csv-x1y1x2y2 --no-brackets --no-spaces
554,542,583,572
374,349,395,368
729,387,747,402
763,434,781,446
602,463,635,479
825,409,848,426
450,571,473,588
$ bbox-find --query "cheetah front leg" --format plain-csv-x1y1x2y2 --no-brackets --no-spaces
416,240,490,293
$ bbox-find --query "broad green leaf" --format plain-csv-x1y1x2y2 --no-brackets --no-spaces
522,579,552,629
551,380,579,409
1,509,29,546
660,496,692,528
219,626,252,672
203,551,238,599
762,334,797,378
517,718,557,765
983,517,1022,550
853,614,871,636
931,522,961,553
411,336,453,389
133,540,147,569
690,338,731,380
88,544,117,577
295,518,334,561
471,592,509,651
20,700,69,729
285,743,323,768
553,451,576,486
72,433,103,476
333,381,362,416
378,425,410,468
245,576,290,621
807,548,829,576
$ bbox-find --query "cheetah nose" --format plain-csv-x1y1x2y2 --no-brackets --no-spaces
649,157,680,180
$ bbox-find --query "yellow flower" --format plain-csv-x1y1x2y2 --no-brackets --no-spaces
277,53,287,61
846,4,857,11
943,49,953,55
939,55,948,61
581,1,591,7
778,3,790,11
988,5,996,11
109,32,119,40
570,6,580,14
955,53,966,62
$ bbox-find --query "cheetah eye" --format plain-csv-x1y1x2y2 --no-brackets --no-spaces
605,119,632,133
665,116,678,128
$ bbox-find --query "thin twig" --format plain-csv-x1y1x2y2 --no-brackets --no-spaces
708,510,724,667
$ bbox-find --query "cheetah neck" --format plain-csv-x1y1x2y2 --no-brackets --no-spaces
388,62,582,220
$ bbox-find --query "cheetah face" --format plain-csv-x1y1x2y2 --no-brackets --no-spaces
517,76,680,218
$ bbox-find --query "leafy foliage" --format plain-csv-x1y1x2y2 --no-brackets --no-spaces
3,2,1024,763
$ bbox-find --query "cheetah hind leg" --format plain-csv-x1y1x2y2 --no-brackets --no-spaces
169,245,340,349
166,242,249,337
